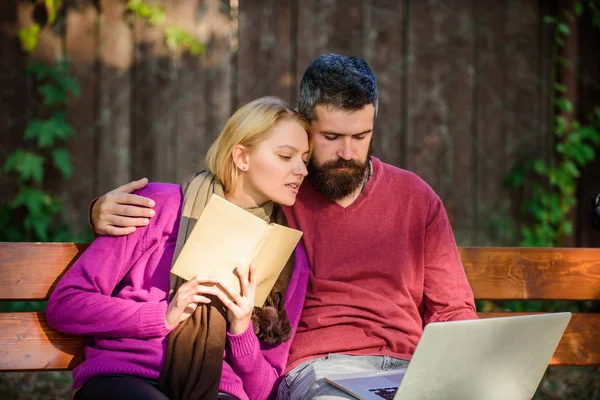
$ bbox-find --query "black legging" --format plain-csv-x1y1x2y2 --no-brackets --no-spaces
74,375,168,400
74,374,239,400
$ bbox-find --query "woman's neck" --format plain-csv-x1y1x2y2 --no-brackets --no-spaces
226,184,266,210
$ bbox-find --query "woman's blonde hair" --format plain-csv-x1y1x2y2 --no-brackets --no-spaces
205,96,311,194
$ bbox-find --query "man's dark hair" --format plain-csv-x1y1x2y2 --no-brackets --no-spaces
298,53,379,121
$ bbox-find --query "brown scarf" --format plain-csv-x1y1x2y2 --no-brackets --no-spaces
159,172,294,400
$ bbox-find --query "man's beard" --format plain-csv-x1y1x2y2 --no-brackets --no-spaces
307,146,372,202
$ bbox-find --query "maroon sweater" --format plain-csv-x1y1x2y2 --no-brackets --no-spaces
282,157,477,371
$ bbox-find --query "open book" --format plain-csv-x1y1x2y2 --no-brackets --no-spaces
171,194,303,307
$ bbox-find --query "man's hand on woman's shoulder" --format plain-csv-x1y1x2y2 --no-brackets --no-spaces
91,177,157,236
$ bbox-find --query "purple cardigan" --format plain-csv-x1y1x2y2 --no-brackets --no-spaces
46,183,309,400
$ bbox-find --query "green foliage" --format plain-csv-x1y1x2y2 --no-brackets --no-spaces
126,0,205,57
18,23,41,53
481,1,600,317
19,1,204,58
0,61,80,242
502,1,600,248
17,0,62,53
165,26,204,56
45,0,62,25
505,108,600,247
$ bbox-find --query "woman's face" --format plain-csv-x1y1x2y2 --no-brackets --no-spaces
243,119,309,206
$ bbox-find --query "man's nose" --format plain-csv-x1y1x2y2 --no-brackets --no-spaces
337,139,353,160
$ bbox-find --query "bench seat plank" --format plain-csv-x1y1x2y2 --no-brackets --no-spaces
0,312,84,371
478,312,600,365
0,312,597,371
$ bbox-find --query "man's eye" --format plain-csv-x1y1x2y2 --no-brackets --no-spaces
324,135,337,141
354,135,367,140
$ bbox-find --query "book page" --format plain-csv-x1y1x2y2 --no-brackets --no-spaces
171,194,302,307
253,223,303,305
171,195,269,296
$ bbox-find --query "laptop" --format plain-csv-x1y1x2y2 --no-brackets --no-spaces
325,313,571,400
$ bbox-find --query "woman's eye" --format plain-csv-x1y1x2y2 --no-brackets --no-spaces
279,155,292,161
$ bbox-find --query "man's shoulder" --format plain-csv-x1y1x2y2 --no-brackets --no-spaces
375,159,436,197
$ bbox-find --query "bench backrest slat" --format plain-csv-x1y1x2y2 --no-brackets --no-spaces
0,243,87,300
2,244,598,301
460,247,600,300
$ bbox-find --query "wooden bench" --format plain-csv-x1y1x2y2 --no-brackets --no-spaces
0,242,598,371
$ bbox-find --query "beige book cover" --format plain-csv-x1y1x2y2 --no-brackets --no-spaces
171,194,303,307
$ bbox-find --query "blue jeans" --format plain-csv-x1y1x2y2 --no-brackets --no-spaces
277,354,409,399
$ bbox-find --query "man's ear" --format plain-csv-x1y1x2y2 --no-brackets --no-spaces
232,145,250,171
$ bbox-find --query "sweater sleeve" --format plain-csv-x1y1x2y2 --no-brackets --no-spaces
47,193,172,339
87,197,99,238
422,194,478,324
224,242,310,400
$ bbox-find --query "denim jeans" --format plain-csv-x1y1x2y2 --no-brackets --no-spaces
277,354,409,400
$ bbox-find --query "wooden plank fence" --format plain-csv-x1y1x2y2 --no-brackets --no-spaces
1,0,599,246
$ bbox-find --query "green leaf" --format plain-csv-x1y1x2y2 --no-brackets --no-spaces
521,227,534,246
3,149,45,183
58,75,81,97
52,147,72,178
556,98,573,113
40,84,66,106
559,57,572,68
24,119,44,141
562,160,580,177
127,0,166,25
533,160,547,175
543,15,557,24
555,116,568,135
504,168,524,188
164,26,204,56
562,221,573,236
553,83,567,93
27,61,52,80
580,144,596,162
11,188,47,215
557,23,571,35
575,2,584,16
548,170,557,185
25,213,50,242
579,126,600,143
45,0,62,25
24,114,74,148
18,24,41,53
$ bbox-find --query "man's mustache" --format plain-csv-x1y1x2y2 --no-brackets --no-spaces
320,158,364,170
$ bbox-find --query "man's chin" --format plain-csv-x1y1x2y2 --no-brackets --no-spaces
308,174,364,201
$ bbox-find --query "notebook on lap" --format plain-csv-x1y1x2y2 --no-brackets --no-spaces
325,313,571,400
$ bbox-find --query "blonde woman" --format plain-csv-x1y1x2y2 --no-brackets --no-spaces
46,97,311,400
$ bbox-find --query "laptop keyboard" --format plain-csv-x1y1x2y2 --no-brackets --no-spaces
368,386,399,399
